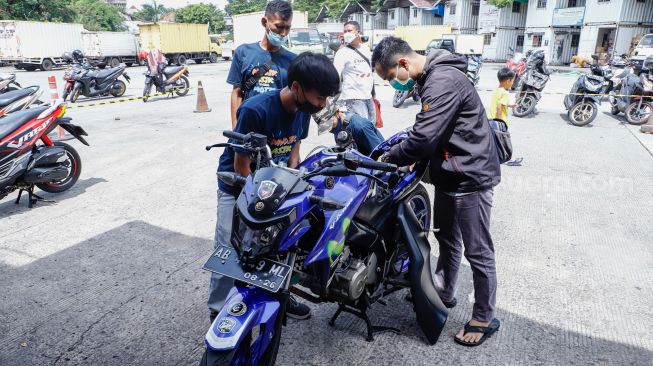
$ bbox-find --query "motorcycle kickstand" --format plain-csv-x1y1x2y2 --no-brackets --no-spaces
15,187,53,208
328,298,400,342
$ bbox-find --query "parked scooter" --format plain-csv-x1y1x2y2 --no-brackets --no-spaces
200,129,446,365
506,47,528,91
67,50,130,103
0,100,88,207
0,87,44,117
610,56,653,124
393,85,420,108
142,61,190,102
466,55,482,86
564,54,614,126
0,73,22,93
513,50,550,117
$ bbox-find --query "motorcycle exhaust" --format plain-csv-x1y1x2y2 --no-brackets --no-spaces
23,166,69,184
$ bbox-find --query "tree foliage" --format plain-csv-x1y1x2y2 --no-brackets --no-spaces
225,0,267,16
487,0,513,8
1,0,74,22
293,0,322,21
175,3,226,33
133,1,170,22
71,0,125,31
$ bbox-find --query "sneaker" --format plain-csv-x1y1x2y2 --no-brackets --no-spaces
287,296,311,320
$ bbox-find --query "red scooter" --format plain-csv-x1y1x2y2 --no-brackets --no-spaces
0,101,88,207
506,47,528,90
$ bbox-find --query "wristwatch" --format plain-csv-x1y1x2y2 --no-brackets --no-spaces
379,152,392,163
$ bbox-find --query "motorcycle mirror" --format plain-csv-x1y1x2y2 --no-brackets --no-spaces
591,54,599,60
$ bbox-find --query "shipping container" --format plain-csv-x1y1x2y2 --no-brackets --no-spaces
479,0,527,61
387,7,410,30
443,0,479,33
138,22,224,65
82,31,140,68
232,11,308,48
0,21,83,71
395,25,452,53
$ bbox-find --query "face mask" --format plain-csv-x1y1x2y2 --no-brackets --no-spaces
343,32,357,45
266,25,287,47
297,87,323,114
390,64,416,91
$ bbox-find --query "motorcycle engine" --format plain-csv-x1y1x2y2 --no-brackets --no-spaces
329,248,378,301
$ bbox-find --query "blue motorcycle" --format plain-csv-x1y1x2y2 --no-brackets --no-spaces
201,129,448,365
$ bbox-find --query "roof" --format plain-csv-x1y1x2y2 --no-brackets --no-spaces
315,5,330,22
379,0,438,11
339,2,376,21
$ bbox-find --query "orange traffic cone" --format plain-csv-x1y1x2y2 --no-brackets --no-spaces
193,81,211,113
48,75,66,140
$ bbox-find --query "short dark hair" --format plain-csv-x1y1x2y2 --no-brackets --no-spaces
371,36,415,70
288,52,340,97
497,67,516,82
265,0,293,20
344,20,361,32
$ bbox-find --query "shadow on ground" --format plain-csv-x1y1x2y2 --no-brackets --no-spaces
0,221,650,365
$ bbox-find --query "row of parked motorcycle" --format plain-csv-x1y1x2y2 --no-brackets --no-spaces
60,50,191,103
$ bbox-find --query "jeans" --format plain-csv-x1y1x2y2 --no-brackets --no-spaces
207,188,236,313
340,98,376,124
433,189,497,322
332,113,384,156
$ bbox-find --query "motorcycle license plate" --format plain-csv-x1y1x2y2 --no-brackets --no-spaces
203,245,290,293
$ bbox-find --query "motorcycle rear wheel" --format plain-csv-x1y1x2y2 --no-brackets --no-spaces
36,142,82,193
175,76,190,96
393,90,408,108
625,101,653,125
513,94,536,117
110,80,126,97
70,87,81,103
568,101,597,127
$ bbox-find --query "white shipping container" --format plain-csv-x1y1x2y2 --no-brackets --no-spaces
82,32,139,58
232,11,308,48
0,21,83,60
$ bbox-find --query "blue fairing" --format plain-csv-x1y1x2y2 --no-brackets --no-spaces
206,287,279,357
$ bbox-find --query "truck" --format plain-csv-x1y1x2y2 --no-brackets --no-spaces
232,11,309,48
82,31,140,68
0,21,84,71
631,34,653,71
394,25,452,54
138,22,224,65
441,34,485,55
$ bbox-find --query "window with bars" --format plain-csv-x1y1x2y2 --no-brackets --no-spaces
537,0,547,8
571,34,580,47
517,35,524,47
450,4,456,14
390,10,395,20
414,9,418,17
483,34,492,45
472,3,479,15
532,35,542,47
512,2,521,12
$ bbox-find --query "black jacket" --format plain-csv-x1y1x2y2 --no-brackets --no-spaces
386,50,501,193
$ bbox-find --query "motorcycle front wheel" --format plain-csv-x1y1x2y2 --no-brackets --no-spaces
407,183,431,230
513,93,537,117
36,142,82,193
625,101,653,125
199,348,235,366
175,76,190,96
70,86,81,103
568,101,598,127
393,90,409,108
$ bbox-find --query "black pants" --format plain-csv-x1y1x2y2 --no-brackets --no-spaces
433,189,497,322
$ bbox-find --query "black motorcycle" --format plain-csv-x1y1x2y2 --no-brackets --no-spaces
513,50,551,118
69,65,131,103
142,63,190,102
0,73,21,93
564,55,613,127
610,57,653,125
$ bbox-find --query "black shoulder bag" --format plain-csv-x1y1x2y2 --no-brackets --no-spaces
240,51,279,96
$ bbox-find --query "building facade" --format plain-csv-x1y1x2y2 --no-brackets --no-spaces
443,0,481,34
478,0,528,60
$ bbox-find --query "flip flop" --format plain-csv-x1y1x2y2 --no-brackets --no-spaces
506,157,523,166
454,318,500,347
404,294,457,308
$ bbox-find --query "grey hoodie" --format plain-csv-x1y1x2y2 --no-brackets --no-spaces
386,50,501,193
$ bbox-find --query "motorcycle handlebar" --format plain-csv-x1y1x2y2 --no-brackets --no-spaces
358,159,397,172
223,130,246,142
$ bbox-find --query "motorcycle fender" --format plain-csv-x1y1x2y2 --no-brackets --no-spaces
57,118,89,146
396,201,448,345
205,287,280,352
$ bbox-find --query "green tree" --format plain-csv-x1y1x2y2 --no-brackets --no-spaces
1,0,74,22
175,3,226,33
487,0,513,8
71,0,125,31
225,0,267,16
133,0,170,21
293,0,322,21
324,0,349,20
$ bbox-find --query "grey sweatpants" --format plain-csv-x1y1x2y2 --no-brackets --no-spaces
433,189,497,322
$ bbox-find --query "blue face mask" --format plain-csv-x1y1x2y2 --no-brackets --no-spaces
266,26,287,47
390,64,415,91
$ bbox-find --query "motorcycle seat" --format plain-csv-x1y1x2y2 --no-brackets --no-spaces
94,68,121,80
0,89,33,108
0,106,49,140
164,66,184,76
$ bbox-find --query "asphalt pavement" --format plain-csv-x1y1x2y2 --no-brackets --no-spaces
0,61,652,365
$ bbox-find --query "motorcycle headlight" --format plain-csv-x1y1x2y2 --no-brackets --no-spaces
232,214,284,259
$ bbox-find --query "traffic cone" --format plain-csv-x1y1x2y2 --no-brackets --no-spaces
193,80,211,113
47,75,66,139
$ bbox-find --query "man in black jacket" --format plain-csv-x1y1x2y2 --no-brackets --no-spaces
372,37,502,347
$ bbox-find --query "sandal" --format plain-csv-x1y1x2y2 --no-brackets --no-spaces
404,294,457,308
454,318,500,347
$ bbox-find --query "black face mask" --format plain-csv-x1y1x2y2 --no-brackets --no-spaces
296,87,323,114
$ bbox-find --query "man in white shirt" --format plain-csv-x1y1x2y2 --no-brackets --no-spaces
333,21,376,122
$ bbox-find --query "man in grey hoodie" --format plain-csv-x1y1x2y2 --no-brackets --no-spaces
372,37,502,347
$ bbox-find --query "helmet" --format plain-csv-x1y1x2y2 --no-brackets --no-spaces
62,52,73,63
532,50,546,60
71,49,84,62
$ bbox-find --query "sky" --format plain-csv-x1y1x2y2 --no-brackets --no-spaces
126,0,227,10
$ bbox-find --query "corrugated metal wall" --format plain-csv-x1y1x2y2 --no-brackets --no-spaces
459,0,479,31
374,12,388,30
421,10,444,25
483,29,525,61
397,7,410,27
618,0,653,24
583,0,623,24
550,28,581,64
500,1,527,28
